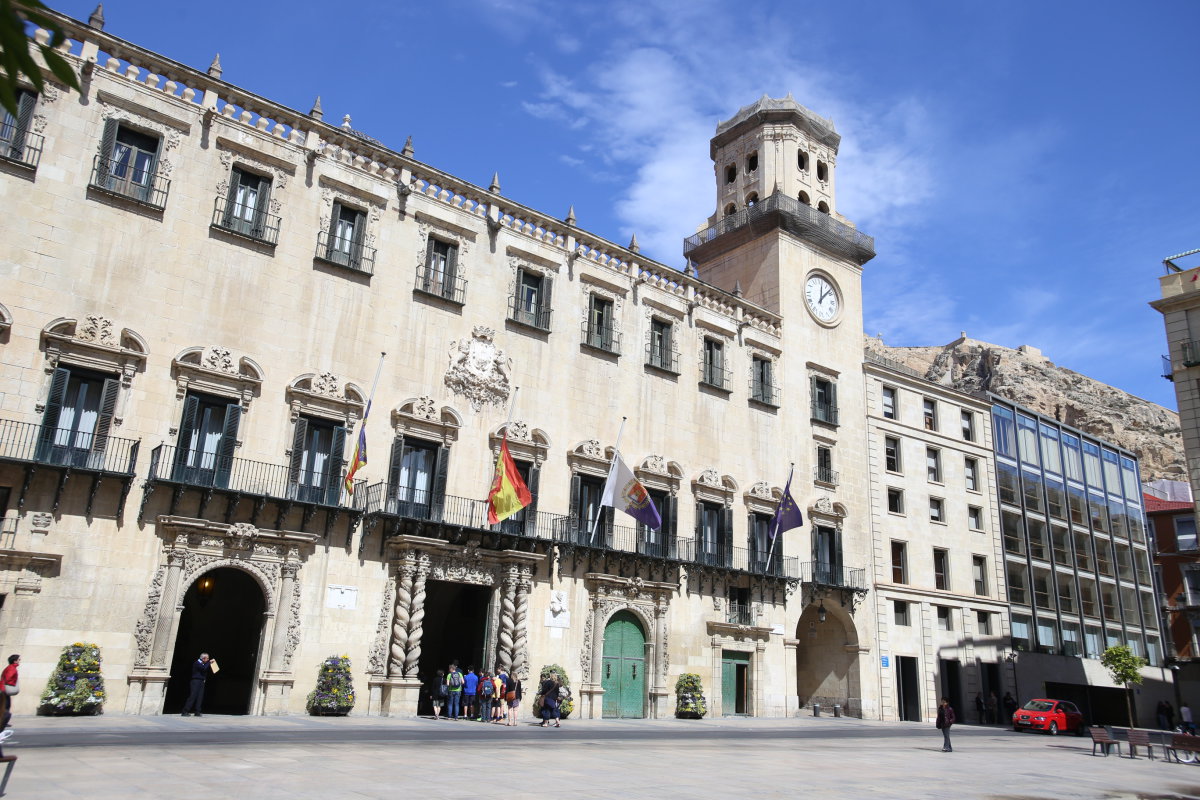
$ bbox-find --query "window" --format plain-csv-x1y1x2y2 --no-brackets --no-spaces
1017,415,1040,466
815,446,835,484
746,192,759,207
887,488,904,515
968,505,983,530
647,318,676,372
885,437,901,473
929,497,945,523
571,473,608,542
1061,622,1081,656
323,202,369,271
816,160,828,181
38,366,120,469
0,89,38,167
798,150,808,171
1027,517,1048,561
933,548,949,591
817,200,829,214
976,611,992,635
1057,571,1077,614
725,164,737,183
937,606,953,631
1032,567,1054,609
1051,525,1072,566
811,377,838,424
1177,516,1198,551
997,463,1018,504
797,191,810,206
723,203,736,216
961,457,978,492
891,541,908,583
288,416,347,505
94,121,164,206
512,268,552,330
419,237,461,301
1021,469,1044,513
926,447,942,482
499,459,535,536
1045,479,1066,519
813,524,840,584
751,356,776,404
961,410,975,441
701,338,728,389
1002,510,1025,555
923,398,937,431
585,294,617,353
894,600,910,626
1074,530,1093,572
972,556,988,595
993,405,1016,458
749,511,780,573
172,392,242,489
881,386,897,419
746,152,758,172
1012,613,1032,651
695,501,730,567
386,437,447,520
1007,560,1029,605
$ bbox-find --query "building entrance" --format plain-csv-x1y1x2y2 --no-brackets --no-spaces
601,610,646,718
164,567,265,715
896,656,921,721
722,650,751,715
940,659,963,717
416,580,492,716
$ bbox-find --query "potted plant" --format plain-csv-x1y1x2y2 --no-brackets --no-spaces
306,655,356,716
675,673,708,719
38,642,105,716
532,663,575,719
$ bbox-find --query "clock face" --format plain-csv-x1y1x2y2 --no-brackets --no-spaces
805,275,840,322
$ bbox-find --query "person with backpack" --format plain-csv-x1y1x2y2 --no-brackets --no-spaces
463,665,479,720
505,674,523,727
445,663,464,720
432,669,447,720
478,670,495,723
540,673,560,728
936,697,956,752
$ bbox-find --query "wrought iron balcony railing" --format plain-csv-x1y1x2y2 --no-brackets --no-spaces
581,320,621,355
89,153,170,208
1163,355,1175,381
555,519,690,560
693,542,798,577
814,466,839,485
0,417,139,475
811,400,839,426
508,296,552,331
414,264,467,304
147,443,349,507
1183,340,1200,368
211,195,281,245
645,340,680,373
700,360,732,391
0,128,43,170
727,601,753,625
357,483,561,540
315,229,376,275
750,379,779,406
798,561,866,591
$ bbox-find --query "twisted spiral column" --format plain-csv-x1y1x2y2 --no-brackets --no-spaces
497,574,517,674
388,564,414,677
513,575,531,678
403,565,428,677
150,551,185,666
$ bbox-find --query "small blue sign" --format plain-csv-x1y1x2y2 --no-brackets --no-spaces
881,656,890,668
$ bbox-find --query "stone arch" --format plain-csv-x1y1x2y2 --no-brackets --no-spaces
392,396,463,443
598,600,654,635
180,557,278,614
285,371,366,425
0,301,12,335
489,421,550,465
37,314,149,426
794,601,863,717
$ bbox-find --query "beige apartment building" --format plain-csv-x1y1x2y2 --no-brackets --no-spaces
0,11,887,718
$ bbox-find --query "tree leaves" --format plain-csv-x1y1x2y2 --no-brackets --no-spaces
0,0,82,117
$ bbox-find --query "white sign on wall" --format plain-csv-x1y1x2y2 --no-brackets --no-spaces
325,584,358,610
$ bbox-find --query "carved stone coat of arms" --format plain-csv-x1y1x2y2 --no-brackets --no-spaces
444,326,512,410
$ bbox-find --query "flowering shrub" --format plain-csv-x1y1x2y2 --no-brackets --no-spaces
306,655,355,715
675,673,708,719
38,642,105,716
532,663,574,719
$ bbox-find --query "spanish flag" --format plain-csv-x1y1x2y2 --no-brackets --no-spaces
487,437,532,524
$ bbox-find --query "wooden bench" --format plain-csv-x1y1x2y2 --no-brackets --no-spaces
1125,728,1158,760
1165,733,1200,764
1090,726,1122,756
0,754,16,796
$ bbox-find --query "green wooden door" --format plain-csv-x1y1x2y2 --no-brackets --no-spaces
601,610,646,718
722,650,751,715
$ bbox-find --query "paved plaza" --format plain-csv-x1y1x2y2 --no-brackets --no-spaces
1,713,1198,799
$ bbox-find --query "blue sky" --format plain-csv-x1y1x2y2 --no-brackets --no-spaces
58,0,1199,409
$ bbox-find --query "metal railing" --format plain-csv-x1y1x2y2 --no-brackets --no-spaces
727,601,753,625
211,195,281,245
508,295,552,331
147,443,349,507
315,229,376,275
0,515,15,549
414,264,467,304
89,153,170,208
1163,355,1174,381
750,379,779,406
814,466,839,485
0,417,139,474
581,320,621,355
799,561,866,590
700,360,731,391
693,543,797,577
0,129,43,169
358,484,563,540
645,340,680,373
555,520,689,560
1183,340,1200,368
811,400,839,425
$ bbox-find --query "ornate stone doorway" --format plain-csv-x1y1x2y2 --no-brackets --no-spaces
164,567,265,714
415,580,492,716
794,603,865,717
601,610,646,719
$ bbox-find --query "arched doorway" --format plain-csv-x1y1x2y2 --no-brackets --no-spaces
795,604,857,715
164,567,266,715
601,610,646,718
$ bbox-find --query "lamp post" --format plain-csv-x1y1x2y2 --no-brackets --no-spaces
1170,661,1183,723
1006,651,1020,707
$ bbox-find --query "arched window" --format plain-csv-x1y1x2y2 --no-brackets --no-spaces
798,151,808,171
817,201,830,214
817,161,828,182
746,152,758,173
724,203,737,217
746,193,758,207
798,191,810,206
725,164,737,183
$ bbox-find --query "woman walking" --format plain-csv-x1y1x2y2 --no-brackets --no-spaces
432,669,447,720
0,654,19,741
505,675,522,726
936,697,956,752
540,674,560,728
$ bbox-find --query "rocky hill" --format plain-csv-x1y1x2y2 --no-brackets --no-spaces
865,335,1184,482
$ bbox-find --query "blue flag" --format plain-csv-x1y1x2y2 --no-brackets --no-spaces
769,472,803,541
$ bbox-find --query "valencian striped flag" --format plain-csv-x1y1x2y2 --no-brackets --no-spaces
487,436,532,524
343,399,370,494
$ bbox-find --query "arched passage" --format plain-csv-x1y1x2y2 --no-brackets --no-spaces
165,567,267,715
601,610,646,718
795,604,860,715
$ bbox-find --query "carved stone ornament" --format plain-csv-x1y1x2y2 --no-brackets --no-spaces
368,579,396,674
643,455,667,475
97,107,181,177
428,545,498,585
76,314,115,346
311,372,340,397
579,440,604,459
699,468,723,488
507,420,530,442
133,565,166,666
749,481,774,500
30,513,53,530
813,496,834,515
413,395,438,421
204,346,237,374
228,523,258,550
444,326,512,411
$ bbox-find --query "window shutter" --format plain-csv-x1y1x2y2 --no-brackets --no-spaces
524,465,541,537
288,417,309,489
830,381,839,423
328,201,343,256
214,401,241,489
722,507,735,567
513,268,524,318
694,501,704,550
11,90,35,158
98,118,118,162
431,445,450,521
568,472,582,539
541,275,553,327
254,175,273,237
444,243,458,298
663,495,678,556
171,394,200,481
747,513,757,558
90,377,120,462
224,167,243,227
325,425,347,506
350,209,366,263
36,367,71,460
386,435,406,513
141,145,160,204
809,375,817,412
423,237,436,290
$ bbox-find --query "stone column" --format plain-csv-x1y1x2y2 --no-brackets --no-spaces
753,641,766,717
388,563,414,678
651,597,670,719
783,638,800,717
497,569,518,675
403,561,427,677
512,569,531,679
268,563,298,672
150,550,185,667
127,550,186,714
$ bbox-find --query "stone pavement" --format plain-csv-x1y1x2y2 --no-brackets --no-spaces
2,714,1197,800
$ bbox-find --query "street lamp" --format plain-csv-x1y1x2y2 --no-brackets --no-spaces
1170,662,1183,719
817,603,827,624
1006,651,1020,706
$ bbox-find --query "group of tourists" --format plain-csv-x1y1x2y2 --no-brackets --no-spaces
430,663,568,727
972,690,1019,724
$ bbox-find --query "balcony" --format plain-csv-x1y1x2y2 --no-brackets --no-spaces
508,296,552,331
645,341,680,374
811,400,839,426
315,230,375,275
0,417,140,515
0,128,43,170
555,520,689,560
581,320,621,355
814,466,840,486
727,601,753,626
1163,355,1175,381
750,379,780,407
799,561,867,592
359,483,562,542
692,542,798,578
1183,340,1200,368
413,264,467,305
700,361,732,392
211,195,281,246
89,153,170,209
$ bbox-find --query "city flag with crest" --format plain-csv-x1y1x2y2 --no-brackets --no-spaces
601,452,662,530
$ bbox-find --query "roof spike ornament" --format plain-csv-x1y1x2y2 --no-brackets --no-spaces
628,234,639,253
341,114,352,129
88,3,105,30
309,95,323,121
401,135,414,158
565,205,576,226
207,53,222,79
488,172,501,193
733,280,744,298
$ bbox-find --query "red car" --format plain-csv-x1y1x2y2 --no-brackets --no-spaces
1012,698,1085,735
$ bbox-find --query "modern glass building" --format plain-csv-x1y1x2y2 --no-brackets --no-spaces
992,397,1162,667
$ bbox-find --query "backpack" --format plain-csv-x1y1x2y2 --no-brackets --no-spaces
448,671,464,688
480,678,494,697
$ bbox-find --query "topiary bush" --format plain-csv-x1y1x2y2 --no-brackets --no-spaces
38,642,105,716
305,654,356,715
675,673,708,719
531,663,575,719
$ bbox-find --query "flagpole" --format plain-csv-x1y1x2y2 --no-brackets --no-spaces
501,387,520,435
589,416,627,545
346,352,386,494
764,461,794,573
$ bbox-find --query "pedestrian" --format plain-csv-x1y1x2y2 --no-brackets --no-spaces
1002,692,1018,720
0,654,20,741
180,652,216,717
974,692,985,725
446,663,464,720
936,697,956,752
479,670,495,723
495,668,509,723
540,673,560,728
1182,702,1195,735
1158,700,1170,731
506,674,523,727
463,666,480,720
1166,701,1176,731
432,669,447,720
987,691,998,725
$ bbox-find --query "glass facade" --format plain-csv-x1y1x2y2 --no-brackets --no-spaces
991,398,1160,664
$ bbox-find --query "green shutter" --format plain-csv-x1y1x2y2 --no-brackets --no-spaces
253,174,272,237
224,167,243,227
325,425,347,506
541,275,553,328
423,237,436,290
98,118,117,162
524,465,541,537
722,507,735,567
36,367,71,460
214,401,241,489
172,394,200,481
569,472,582,540
663,495,678,556
10,90,35,158
431,445,450,521
830,381,839,424
444,243,458,298
287,417,309,489
90,376,120,463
